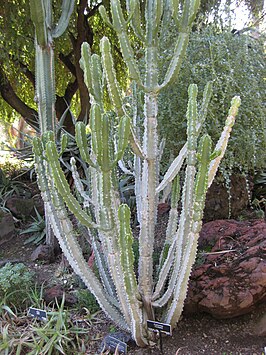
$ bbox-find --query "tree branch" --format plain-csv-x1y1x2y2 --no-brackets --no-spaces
64,78,79,102
58,52,76,76
12,57,36,87
86,1,103,18
73,0,93,122
0,66,38,130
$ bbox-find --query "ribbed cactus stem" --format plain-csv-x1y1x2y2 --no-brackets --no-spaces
70,157,93,208
179,83,198,240
75,122,97,168
153,84,198,306
31,0,74,133
165,134,214,326
118,205,148,346
52,0,75,38
138,93,158,320
156,81,213,194
110,0,142,83
208,96,241,187
165,176,180,244
30,0,47,47
35,44,56,133
113,115,131,164
100,37,124,116
126,0,145,40
45,139,98,229
33,138,129,331
59,134,68,156
157,176,180,276
80,43,94,99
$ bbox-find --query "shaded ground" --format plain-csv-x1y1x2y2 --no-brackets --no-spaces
82,303,266,354
127,305,266,354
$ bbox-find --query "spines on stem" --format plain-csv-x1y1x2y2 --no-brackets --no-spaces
91,54,104,106
80,43,94,98
118,204,138,294
100,37,124,116
90,104,105,169
198,81,213,130
208,96,241,187
59,134,68,156
114,115,131,163
118,204,148,347
158,176,180,273
30,0,47,47
75,122,97,168
52,0,75,38
159,33,189,89
105,0,142,84
45,138,98,229
126,0,145,40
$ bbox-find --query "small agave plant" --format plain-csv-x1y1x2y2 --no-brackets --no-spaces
31,0,240,347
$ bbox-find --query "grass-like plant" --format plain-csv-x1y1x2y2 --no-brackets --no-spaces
0,294,90,355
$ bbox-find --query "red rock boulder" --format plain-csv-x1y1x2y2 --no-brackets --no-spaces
185,219,266,318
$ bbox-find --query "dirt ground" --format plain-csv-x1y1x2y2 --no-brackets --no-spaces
1,229,266,355
127,306,266,355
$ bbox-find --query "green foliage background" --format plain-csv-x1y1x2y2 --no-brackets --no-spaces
158,27,265,172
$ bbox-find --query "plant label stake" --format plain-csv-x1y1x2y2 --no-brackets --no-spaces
101,335,127,354
147,320,172,353
28,307,47,321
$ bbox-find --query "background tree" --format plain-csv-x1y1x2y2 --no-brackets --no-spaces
1,0,264,136
0,0,118,134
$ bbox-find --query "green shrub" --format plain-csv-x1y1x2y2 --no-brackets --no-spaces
0,263,34,308
158,26,265,173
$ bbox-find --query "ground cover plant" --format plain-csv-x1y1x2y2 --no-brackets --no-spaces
29,0,243,348
0,263,34,311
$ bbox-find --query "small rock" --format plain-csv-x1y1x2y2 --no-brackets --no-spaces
30,245,54,263
0,211,16,245
254,313,266,337
44,285,77,306
6,197,34,219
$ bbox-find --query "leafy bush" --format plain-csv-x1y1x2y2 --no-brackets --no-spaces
0,263,34,308
158,27,265,172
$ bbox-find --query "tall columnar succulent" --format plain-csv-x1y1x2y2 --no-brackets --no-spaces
30,0,75,133
30,0,74,245
32,0,241,347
